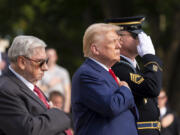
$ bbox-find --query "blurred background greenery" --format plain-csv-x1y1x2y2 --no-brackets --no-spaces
0,0,180,115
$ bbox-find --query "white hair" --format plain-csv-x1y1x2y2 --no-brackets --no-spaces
8,35,47,62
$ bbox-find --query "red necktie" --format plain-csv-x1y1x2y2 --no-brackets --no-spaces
109,69,119,84
65,129,72,135
34,85,50,109
34,87,72,134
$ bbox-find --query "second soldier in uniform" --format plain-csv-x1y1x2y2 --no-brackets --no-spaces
106,16,163,135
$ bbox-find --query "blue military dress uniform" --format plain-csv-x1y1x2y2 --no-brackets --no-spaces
112,54,162,135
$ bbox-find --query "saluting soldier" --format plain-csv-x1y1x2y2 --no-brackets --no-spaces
106,16,163,135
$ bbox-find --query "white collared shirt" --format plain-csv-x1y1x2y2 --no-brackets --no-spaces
121,55,137,68
9,66,35,92
89,57,109,71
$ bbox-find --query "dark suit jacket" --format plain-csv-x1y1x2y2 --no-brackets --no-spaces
71,58,138,135
0,69,71,135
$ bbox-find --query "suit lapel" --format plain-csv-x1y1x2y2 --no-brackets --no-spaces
135,64,140,72
85,58,139,119
6,69,47,109
85,58,118,87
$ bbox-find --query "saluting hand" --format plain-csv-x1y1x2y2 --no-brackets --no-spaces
137,31,155,57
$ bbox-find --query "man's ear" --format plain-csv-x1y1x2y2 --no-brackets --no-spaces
17,56,26,70
90,44,99,55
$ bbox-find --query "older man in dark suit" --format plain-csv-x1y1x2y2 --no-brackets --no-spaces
0,35,70,135
71,23,139,135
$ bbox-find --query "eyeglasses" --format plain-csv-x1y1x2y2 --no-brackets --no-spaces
23,56,49,67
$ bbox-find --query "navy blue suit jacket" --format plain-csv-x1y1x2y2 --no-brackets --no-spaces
71,58,138,135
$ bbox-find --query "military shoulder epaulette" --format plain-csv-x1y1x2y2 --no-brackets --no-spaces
144,61,163,72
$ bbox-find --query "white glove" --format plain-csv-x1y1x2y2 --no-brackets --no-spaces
137,32,155,57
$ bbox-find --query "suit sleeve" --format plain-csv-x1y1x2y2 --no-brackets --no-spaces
113,54,163,98
0,87,70,135
78,72,136,117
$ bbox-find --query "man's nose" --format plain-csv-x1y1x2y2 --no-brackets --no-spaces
41,62,48,71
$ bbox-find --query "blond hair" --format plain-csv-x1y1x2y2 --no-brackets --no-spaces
83,23,120,57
